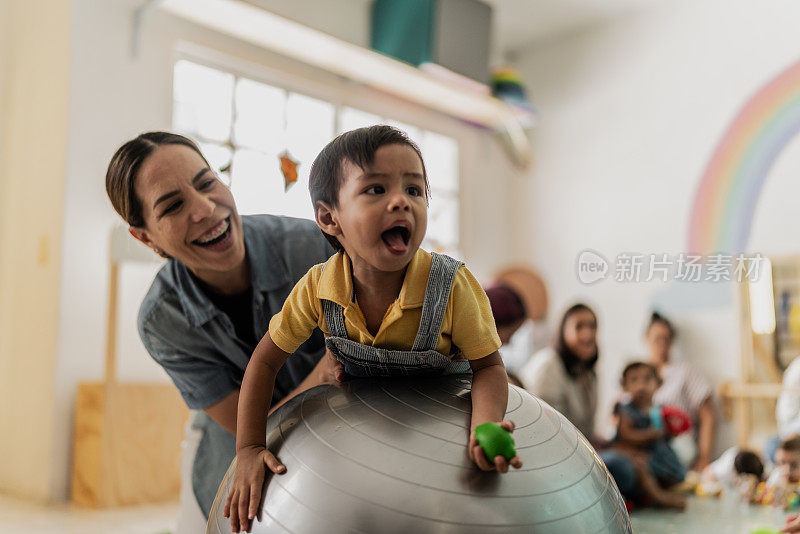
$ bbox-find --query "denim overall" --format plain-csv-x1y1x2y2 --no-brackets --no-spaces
322,252,471,377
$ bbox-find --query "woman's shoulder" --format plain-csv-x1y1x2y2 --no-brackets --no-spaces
137,261,188,338
242,214,321,242
520,347,563,378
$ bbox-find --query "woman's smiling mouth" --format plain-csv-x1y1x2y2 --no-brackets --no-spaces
193,217,231,248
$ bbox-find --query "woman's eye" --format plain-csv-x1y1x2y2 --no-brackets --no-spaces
365,185,385,194
162,201,182,215
200,178,216,190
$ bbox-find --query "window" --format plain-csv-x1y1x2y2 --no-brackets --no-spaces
172,59,461,256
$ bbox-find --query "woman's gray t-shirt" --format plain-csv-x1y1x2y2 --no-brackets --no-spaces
138,214,334,516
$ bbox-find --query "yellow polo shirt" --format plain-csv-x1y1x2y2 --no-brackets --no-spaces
268,249,501,361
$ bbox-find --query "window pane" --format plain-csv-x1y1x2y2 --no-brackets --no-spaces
173,60,234,143
197,142,232,184
229,149,315,220
286,93,336,178
386,120,421,143
424,193,459,254
234,78,286,151
338,107,381,134
421,131,459,193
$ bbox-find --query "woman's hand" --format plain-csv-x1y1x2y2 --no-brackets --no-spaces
223,446,286,532
468,420,523,473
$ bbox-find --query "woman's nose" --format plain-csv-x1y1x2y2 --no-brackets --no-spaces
189,191,215,222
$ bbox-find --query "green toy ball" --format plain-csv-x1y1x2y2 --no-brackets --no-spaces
474,422,516,461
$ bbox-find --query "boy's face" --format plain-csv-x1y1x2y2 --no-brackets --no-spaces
623,366,658,405
319,144,428,273
775,448,800,484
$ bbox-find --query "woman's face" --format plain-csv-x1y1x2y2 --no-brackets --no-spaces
646,323,673,364
130,144,245,279
563,309,597,361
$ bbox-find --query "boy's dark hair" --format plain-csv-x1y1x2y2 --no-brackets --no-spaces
779,435,800,454
734,450,764,479
620,361,659,386
308,125,429,252
647,311,676,340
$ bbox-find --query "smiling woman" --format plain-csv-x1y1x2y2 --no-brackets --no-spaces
105,132,336,533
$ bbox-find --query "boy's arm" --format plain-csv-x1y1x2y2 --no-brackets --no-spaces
468,351,523,472
224,333,289,533
617,412,664,446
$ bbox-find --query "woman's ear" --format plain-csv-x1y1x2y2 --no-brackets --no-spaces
315,201,341,239
129,226,167,258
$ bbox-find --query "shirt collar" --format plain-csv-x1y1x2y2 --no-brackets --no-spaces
173,215,290,327
316,249,430,310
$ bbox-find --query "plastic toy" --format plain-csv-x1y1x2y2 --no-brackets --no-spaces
474,422,516,461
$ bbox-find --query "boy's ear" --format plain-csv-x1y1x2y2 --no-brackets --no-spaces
315,201,342,238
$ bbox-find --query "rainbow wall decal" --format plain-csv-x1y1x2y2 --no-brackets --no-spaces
689,58,800,254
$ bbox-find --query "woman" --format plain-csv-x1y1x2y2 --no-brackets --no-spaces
105,132,336,532
517,303,638,498
518,303,599,439
645,312,716,471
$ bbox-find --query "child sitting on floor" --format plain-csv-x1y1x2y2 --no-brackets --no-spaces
697,446,764,497
223,125,522,532
612,361,687,510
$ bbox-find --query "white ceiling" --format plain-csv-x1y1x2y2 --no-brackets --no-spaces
484,0,659,54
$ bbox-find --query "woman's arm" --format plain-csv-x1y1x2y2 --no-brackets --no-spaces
693,398,716,471
468,351,523,472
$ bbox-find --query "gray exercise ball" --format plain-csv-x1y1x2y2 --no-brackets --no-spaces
207,375,631,533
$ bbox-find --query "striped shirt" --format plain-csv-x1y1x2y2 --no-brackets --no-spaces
653,361,713,423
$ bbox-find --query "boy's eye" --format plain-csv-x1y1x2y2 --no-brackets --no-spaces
407,186,422,196
199,178,216,190
365,185,385,194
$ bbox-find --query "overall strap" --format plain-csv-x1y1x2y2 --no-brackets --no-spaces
411,253,464,351
319,255,349,338
322,299,348,338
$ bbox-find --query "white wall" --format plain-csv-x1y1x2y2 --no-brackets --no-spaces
50,0,514,501
511,0,800,448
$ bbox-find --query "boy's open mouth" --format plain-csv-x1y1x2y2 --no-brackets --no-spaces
381,226,410,254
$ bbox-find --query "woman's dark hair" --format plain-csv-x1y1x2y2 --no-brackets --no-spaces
734,450,764,479
308,124,429,252
106,131,209,227
555,303,599,378
485,284,526,327
647,311,676,340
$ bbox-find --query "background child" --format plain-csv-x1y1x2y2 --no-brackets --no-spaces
224,126,522,532
612,361,687,509
703,446,765,488
768,435,800,489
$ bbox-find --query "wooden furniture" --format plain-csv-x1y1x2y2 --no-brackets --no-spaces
721,256,800,448
71,227,189,507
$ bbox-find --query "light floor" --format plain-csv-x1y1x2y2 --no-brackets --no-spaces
0,494,792,533
0,495,178,534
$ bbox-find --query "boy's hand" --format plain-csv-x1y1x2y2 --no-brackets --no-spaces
468,420,523,473
319,337,346,383
223,446,285,532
